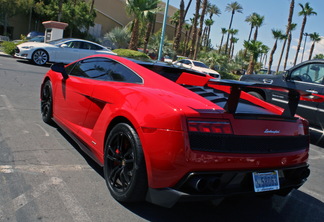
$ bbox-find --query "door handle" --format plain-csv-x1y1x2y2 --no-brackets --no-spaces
306,89,318,94
263,79,273,84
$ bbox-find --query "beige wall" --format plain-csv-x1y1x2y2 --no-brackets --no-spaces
6,0,180,41
92,0,179,40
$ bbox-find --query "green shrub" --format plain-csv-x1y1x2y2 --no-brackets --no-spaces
113,49,150,59
219,71,241,80
1,41,17,56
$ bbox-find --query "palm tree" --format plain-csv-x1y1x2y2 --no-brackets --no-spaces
268,29,285,74
245,13,256,42
193,0,208,59
228,29,238,58
143,1,160,53
182,23,191,55
170,10,180,37
260,44,270,67
244,40,264,74
224,2,243,55
189,0,201,58
277,0,294,73
293,2,317,65
173,0,184,55
203,19,214,48
283,23,297,70
252,13,264,41
308,32,321,60
126,0,159,50
206,3,221,41
219,28,227,53
230,37,239,59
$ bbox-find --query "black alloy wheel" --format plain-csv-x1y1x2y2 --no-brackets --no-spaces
104,123,147,202
41,81,53,124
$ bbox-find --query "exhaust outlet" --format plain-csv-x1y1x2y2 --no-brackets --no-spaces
189,177,208,192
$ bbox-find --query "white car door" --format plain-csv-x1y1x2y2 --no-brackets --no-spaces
56,41,82,64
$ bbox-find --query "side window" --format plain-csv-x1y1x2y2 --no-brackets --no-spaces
68,57,142,83
109,63,142,83
69,58,114,80
66,41,81,49
290,64,324,84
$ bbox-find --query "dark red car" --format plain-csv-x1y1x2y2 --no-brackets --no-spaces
40,54,311,207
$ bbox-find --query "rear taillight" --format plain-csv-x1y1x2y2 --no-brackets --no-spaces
188,119,233,134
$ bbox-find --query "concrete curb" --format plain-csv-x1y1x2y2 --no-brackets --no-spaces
0,51,12,57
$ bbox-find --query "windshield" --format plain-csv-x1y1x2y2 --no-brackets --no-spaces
193,61,209,68
48,38,73,45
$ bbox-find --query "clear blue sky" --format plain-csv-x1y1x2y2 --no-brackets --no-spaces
169,0,324,70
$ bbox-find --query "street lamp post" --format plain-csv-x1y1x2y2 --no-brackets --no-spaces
157,0,170,61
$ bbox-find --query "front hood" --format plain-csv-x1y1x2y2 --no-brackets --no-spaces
18,42,56,48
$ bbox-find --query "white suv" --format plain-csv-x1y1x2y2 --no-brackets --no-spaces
173,59,221,79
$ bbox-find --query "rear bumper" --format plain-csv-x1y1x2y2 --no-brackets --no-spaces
146,164,310,208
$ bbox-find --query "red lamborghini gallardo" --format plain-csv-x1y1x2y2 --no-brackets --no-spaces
40,54,312,207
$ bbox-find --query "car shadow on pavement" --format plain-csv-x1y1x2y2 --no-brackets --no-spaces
16,59,51,67
122,190,324,222
54,125,105,178
50,122,323,221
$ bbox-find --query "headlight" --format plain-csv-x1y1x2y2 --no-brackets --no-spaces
21,46,33,49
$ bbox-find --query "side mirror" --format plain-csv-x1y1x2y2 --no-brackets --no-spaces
60,44,68,48
51,63,69,79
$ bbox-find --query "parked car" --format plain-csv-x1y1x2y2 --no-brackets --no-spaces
240,59,324,132
40,54,310,207
28,35,44,42
15,38,116,65
26,31,44,39
173,59,221,79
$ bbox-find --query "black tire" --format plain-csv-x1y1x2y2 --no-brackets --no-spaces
104,123,147,202
248,91,264,100
41,81,54,124
32,49,49,65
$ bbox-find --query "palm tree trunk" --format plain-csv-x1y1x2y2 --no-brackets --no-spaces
253,27,258,41
308,42,315,60
279,0,294,72
247,25,253,42
194,0,207,59
143,21,153,53
189,0,200,58
293,17,307,65
224,12,234,55
276,40,287,73
173,0,184,54
247,54,255,74
183,0,193,22
128,19,139,50
283,33,292,70
268,40,278,74
219,34,224,53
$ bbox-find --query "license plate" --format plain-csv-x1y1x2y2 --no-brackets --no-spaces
252,170,280,192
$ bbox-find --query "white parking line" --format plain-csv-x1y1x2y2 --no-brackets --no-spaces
0,177,63,220
0,94,93,221
0,164,92,174
34,123,50,137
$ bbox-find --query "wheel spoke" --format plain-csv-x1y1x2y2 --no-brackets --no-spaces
109,165,123,187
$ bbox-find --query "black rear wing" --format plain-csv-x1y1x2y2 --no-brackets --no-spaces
176,73,324,117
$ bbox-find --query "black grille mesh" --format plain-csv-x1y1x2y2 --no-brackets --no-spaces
189,133,309,153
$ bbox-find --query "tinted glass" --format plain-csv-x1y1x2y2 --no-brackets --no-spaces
193,61,208,68
290,63,324,84
69,57,142,83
